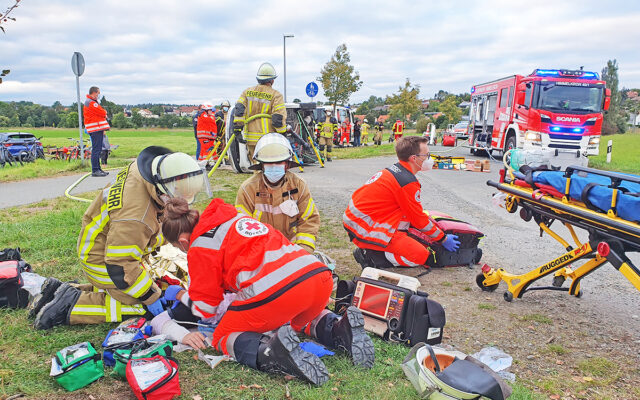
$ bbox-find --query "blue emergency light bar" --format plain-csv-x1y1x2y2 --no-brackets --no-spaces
532,69,599,80
550,126,584,134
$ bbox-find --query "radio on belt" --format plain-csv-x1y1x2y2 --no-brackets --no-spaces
335,268,446,346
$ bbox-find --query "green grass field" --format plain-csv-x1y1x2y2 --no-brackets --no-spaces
589,132,640,174
0,167,544,400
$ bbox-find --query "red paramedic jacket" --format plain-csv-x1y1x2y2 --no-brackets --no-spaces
83,95,110,134
185,198,328,319
343,160,444,247
196,112,217,140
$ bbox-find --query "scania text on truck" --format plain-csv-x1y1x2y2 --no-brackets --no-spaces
467,69,611,159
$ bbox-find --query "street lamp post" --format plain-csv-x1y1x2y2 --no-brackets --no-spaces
283,33,294,103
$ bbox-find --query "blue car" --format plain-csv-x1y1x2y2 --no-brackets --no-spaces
0,132,45,161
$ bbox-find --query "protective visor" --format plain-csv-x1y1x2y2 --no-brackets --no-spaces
155,164,212,204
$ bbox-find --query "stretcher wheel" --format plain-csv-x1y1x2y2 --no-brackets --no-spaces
503,291,513,302
552,276,565,287
474,248,483,264
475,273,498,292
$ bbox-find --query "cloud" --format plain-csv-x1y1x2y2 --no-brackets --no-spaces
1,0,639,106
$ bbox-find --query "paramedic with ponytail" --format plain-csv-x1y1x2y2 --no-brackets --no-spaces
344,136,460,268
160,196,375,386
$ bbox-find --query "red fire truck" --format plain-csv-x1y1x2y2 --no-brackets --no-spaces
468,69,610,158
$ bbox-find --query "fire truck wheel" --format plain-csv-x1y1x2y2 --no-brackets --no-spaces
504,135,516,154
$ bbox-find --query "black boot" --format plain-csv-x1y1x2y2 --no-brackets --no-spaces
353,248,374,269
28,277,62,319
257,325,329,386
34,283,80,330
313,307,375,368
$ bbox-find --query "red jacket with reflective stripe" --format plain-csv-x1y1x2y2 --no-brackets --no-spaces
83,96,110,133
196,112,217,139
186,198,326,319
392,121,404,134
343,161,444,247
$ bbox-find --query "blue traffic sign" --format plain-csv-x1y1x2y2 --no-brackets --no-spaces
306,82,318,97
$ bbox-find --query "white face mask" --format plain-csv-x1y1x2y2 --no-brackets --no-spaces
421,157,434,171
279,199,299,217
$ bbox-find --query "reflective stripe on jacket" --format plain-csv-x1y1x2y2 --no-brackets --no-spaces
392,121,404,134
235,171,319,252
318,121,337,139
185,199,327,319
83,96,110,133
343,161,444,246
234,84,287,143
76,161,163,304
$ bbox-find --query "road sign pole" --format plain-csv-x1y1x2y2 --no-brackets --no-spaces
75,74,84,164
606,139,612,163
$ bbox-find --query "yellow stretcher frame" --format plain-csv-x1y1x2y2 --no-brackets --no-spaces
477,169,640,302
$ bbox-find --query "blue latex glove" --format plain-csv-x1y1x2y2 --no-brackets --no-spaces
442,234,461,252
147,298,166,316
164,285,183,302
299,341,334,358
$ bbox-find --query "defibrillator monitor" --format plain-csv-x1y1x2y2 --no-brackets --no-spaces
351,278,412,331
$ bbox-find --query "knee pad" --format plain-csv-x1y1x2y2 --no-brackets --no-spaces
319,144,325,151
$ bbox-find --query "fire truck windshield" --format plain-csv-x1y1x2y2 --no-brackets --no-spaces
535,82,604,114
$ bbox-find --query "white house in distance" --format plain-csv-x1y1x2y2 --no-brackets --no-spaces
138,109,159,119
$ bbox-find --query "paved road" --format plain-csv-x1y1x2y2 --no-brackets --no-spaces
0,170,117,209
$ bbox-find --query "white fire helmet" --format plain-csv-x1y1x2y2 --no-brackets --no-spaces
150,152,211,204
256,62,277,82
253,133,293,163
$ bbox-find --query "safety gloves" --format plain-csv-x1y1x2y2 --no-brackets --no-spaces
233,122,246,144
147,297,166,316
442,234,461,252
163,285,184,302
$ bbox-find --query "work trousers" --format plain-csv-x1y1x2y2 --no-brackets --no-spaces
361,133,369,144
340,132,350,146
69,283,147,324
318,136,333,159
353,230,431,267
89,131,104,173
198,137,216,161
353,132,361,147
194,132,201,160
214,270,333,355
374,131,382,144
394,133,403,142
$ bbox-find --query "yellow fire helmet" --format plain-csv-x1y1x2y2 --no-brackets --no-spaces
256,62,277,82
150,151,211,204
249,133,300,170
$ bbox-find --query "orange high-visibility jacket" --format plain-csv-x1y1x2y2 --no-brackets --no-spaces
392,120,404,134
183,199,329,319
343,161,444,247
197,112,218,139
83,95,110,133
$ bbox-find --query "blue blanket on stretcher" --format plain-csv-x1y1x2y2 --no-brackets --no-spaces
530,170,640,223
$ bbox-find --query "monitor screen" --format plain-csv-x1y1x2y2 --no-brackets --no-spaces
358,283,392,319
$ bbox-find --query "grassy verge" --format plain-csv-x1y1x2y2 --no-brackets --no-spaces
589,131,640,174
0,169,542,400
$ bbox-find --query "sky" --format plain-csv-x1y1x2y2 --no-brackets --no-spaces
1,0,640,107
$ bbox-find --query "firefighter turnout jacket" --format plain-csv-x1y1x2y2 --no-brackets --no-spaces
76,161,164,306
235,171,319,253
361,122,370,136
197,111,217,140
83,95,110,134
392,120,404,135
234,84,287,143
182,198,329,320
343,161,444,247
318,119,337,138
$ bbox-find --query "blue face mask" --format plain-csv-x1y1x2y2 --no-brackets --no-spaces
263,164,286,183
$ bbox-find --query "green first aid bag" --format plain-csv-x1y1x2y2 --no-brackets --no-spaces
113,339,173,379
52,342,104,391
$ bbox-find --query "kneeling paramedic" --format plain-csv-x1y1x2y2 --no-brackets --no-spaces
343,136,460,268
159,196,375,386
235,133,319,253
31,146,211,329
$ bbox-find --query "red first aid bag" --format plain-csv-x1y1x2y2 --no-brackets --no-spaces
442,134,456,147
126,355,180,400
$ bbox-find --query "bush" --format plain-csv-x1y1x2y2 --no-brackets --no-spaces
415,117,429,133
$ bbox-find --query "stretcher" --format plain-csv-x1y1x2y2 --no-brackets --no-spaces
477,164,640,301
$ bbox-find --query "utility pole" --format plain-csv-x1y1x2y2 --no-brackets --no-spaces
283,33,294,103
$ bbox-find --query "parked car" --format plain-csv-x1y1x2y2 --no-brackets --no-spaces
452,121,470,139
0,132,45,161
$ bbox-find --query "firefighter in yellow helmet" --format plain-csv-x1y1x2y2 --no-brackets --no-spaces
317,109,337,161
361,118,371,145
235,133,320,253
233,63,287,162
31,146,211,329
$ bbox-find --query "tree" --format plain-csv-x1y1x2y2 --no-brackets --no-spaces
150,105,164,116
131,111,144,128
439,95,462,125
9,114,19,126
293,98,301,103
317,44,362,111
0,115,10,126
42,108,60,127
387,78,421,122
601,59,626,134
100,97,120,118
111,112,129,129
64,112,79,128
